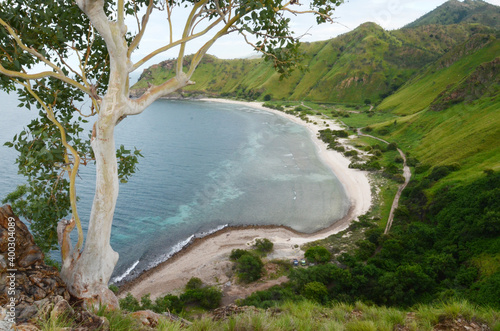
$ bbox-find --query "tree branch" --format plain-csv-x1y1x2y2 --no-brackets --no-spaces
0,17,93,95
177,0,209,76
131,17,224,72
128,0,155,58
17,79,85,252
187,15,240,78
0,18,66,76
0,64,92,95
75,0,115,50
281,6,334,23
126,75,194,116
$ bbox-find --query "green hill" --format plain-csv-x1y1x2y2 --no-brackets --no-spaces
405,0,500,29
133,22,494,104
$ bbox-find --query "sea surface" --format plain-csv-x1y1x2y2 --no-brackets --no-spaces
0,90,349,283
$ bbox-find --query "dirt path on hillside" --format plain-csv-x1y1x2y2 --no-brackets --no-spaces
357,129,411,234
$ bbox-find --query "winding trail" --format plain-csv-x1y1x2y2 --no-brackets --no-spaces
357,128,411,234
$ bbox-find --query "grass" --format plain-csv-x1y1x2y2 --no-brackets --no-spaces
34,297,500,330
377,38,499,115
38,312,76,331
339,110,399,129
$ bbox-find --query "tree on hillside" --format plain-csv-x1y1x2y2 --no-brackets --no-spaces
0,0,342,307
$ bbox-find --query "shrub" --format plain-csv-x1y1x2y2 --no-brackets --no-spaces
108,284,119,294
230,248,250,261
305,246,332,264
236,254,264,283
344,150,358,157
154,294,183,314
186,277,203,290
140,293,154,311
302,281,328,303
181,287,222,310
119,293,141,312
254,238,274,254
387,142,398,151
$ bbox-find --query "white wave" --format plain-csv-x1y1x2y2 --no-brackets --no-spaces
111,260,139,283
195,224,229,238
135,225,229,277
147,235,195,270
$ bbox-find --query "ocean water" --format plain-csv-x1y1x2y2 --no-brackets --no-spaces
0,90,349,283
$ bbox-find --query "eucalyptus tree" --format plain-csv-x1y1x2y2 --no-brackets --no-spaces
0,0,342,307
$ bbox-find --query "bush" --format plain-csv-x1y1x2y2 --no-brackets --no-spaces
186,277,203,290
302,282,328,303
230,249,250,261
108,284,119,294
236,254,264,283
254,238,274,254
140,293,154,310
154,294,183,314
180,287,222,310
304,246,332,264
387,142,398,151
119,293,141,312
344,150,358,157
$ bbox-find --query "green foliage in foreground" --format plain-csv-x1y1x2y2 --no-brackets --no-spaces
241,171,500,309
41,299,500,330
120,278,222,314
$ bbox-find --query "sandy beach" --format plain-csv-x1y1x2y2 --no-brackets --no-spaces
119,98,372,300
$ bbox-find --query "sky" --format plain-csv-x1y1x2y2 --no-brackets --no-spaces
128,0,500,70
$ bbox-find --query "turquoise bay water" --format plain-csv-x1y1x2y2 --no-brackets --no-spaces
0,91,349,283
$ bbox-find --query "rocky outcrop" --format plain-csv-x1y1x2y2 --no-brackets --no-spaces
0,205,114,330
430,57,499,111
0,205,70,325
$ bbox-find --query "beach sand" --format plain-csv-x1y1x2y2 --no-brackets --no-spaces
119,99,372,300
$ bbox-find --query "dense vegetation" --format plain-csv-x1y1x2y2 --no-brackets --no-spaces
242,171,500,309
120,277,222,313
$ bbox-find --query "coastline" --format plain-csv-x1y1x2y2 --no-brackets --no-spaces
118,98,372,300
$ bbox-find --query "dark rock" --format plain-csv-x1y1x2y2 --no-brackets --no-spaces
18,246,44,268
0,205,70,324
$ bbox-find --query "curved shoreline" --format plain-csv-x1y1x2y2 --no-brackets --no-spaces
118,98,372,299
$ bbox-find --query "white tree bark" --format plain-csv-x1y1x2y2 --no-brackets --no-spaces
60,0,190,307
61,110,121,307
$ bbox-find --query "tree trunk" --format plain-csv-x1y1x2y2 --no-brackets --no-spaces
59,0,188,307
60,91,124,308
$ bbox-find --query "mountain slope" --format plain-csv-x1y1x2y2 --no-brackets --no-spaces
377,32,499,115
133,23,494,104
365,35,499,184
405,0,500,29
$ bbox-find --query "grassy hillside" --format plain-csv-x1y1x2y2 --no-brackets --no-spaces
377,33,499,115
36,299,500,330
133,22,494,104
405,0,500,29
367,35,499,185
